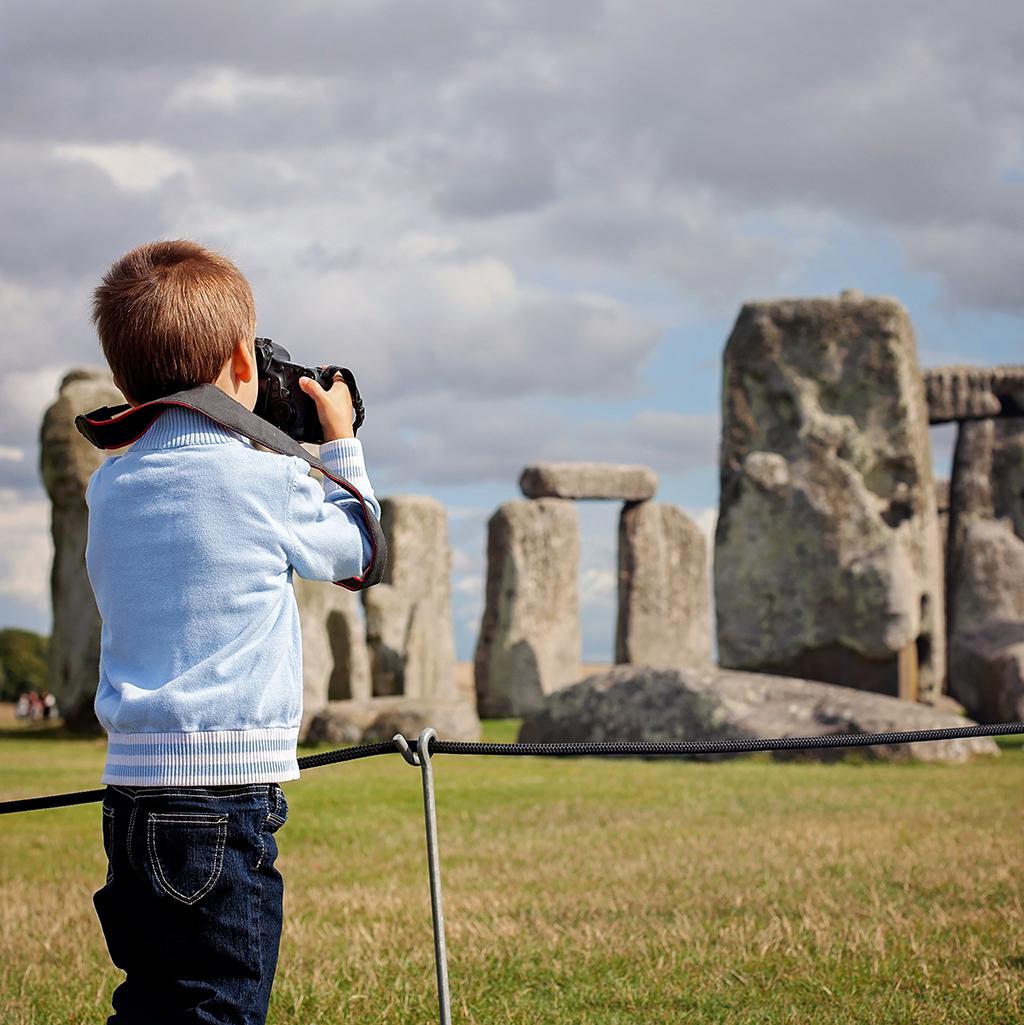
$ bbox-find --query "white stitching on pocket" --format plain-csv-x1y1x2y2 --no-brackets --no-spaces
265,784,287,828
146,812,228,906
126,805,139,874
101,805,115,884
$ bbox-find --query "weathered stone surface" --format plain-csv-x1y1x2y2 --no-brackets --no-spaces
947,619,1024,725
519,462,657,501
935,477,950,553
715,293,945,702
924,365,1024,423
305,697,481,744
40,368,128,732
945,418,1024,718
616,501,711,668
992,419,1024,543
474,498,581,717
949,518,1024,637
361,700,481,742
949,620,1024,723
518,664,998,763
360,496,457,701
293,573,371,741
945,420,994,648
946,512,1024,720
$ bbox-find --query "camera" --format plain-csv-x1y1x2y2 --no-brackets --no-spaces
253,337,365,444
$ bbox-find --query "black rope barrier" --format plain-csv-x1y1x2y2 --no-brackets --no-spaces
2,721,1022,817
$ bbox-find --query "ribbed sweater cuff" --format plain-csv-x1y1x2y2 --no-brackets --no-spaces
100,726,301,785
319,437,370,494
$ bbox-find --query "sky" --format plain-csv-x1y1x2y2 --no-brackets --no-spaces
1,1,1022,662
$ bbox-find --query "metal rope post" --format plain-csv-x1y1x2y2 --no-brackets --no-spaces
395,727,452,1025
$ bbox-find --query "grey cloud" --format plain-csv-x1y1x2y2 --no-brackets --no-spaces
903,219,1024,313
4,0,1018,308
0,146,169,283
0,454,44,495
363,392,717,491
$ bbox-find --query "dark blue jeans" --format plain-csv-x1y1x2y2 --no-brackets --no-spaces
92,781,290,1024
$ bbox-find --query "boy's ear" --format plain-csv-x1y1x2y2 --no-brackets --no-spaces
235,336,256,383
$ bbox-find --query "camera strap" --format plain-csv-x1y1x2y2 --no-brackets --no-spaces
74,382,387,592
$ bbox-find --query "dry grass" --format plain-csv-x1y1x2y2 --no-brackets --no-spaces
1,717,1022,1023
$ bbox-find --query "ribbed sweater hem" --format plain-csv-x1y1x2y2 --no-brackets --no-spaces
99,726,301,785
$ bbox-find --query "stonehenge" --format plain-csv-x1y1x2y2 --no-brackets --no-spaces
473,465,712,717
39,291,1024,739
715,293,945,702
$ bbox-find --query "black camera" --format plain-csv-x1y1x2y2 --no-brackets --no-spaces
253,337,365,444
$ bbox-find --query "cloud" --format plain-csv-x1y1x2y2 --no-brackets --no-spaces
2,0,1022,644
54,143,192,191
0,489,52,614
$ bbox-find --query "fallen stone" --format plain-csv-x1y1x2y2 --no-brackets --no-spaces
305,697,481,745
519,462,657,501
517,664,998,763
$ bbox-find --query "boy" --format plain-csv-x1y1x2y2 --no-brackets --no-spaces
86,239,382,1024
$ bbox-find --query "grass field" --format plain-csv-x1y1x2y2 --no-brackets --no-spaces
1,719,1022,1024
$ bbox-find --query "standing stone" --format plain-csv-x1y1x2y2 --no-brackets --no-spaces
949,621,1024,723
293,573,371,740
946,420,999,641
40,368,128,732
360,496,458,701
616,501,711,668
992,419,1024,541
935,478,950,562
715,293,945,702
474,499,581,717
946,418,1024,720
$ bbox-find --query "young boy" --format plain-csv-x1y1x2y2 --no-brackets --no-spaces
86,239,382,1024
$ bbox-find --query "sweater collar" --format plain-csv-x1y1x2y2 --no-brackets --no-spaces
128,404,254,451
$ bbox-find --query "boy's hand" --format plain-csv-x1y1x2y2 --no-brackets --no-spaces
299,369,355,441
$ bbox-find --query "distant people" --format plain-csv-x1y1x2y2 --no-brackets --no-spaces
15,692,30,719
29,691,44,720
42,691,57,719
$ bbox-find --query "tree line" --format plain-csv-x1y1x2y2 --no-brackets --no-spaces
0,628,49,702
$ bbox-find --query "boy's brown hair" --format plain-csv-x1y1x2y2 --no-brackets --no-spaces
92,239,256,404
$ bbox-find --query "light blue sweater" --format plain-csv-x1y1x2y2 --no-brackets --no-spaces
84,403,382,786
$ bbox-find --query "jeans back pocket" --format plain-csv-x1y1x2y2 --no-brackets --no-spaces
146,812,229,906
